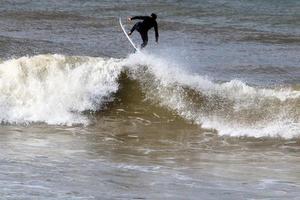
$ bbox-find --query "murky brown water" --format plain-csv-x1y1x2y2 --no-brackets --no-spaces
1,107,300,199
1,0,300,199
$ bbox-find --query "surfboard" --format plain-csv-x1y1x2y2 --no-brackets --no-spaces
119,18,139,51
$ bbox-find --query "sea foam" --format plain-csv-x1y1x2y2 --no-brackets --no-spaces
123,52,300,138
0,54,122,125
0,52,299,138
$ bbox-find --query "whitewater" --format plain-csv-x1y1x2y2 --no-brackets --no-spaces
0,52,299,138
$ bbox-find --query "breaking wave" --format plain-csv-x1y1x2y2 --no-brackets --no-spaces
0,53,299,138
0,54,122,125
123,52,300,139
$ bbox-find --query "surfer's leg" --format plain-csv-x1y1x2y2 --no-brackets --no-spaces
129,22,141,36
140,31,148,48
128,25,136,35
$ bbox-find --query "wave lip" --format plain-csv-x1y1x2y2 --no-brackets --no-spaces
0,54,122,125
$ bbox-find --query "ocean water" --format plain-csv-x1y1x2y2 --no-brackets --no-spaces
0,0,300,199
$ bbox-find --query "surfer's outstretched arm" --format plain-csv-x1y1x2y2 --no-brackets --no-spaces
129,16,148,20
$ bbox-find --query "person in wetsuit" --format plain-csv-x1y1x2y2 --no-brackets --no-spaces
128,13,159,49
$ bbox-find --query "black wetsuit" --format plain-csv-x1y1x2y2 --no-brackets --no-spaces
130,16,159,48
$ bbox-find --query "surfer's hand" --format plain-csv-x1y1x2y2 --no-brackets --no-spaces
128,17,132,21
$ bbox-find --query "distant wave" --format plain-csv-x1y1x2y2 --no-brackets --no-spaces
0,53,299,138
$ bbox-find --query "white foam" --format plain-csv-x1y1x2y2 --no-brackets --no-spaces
0,54,122,125
123,51,300,138
1,52,299,138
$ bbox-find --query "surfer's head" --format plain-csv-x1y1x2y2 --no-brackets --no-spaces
151,13,157,20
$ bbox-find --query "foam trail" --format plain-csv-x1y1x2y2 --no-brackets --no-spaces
123,52,300,138
0,54,122,125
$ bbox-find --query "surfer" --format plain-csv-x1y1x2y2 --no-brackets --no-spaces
127,13,159,49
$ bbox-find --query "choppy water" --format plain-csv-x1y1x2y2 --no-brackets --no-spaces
0,1,300,199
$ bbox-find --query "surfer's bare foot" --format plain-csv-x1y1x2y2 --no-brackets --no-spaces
128,32,132,36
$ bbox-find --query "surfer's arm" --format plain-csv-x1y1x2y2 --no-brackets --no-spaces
154,22,159,42
130,16,148,20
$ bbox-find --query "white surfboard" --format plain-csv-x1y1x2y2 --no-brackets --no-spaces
119,18,139,51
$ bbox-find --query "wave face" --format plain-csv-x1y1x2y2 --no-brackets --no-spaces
0,53,299,138
0,54,122,125
122,52,300,139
